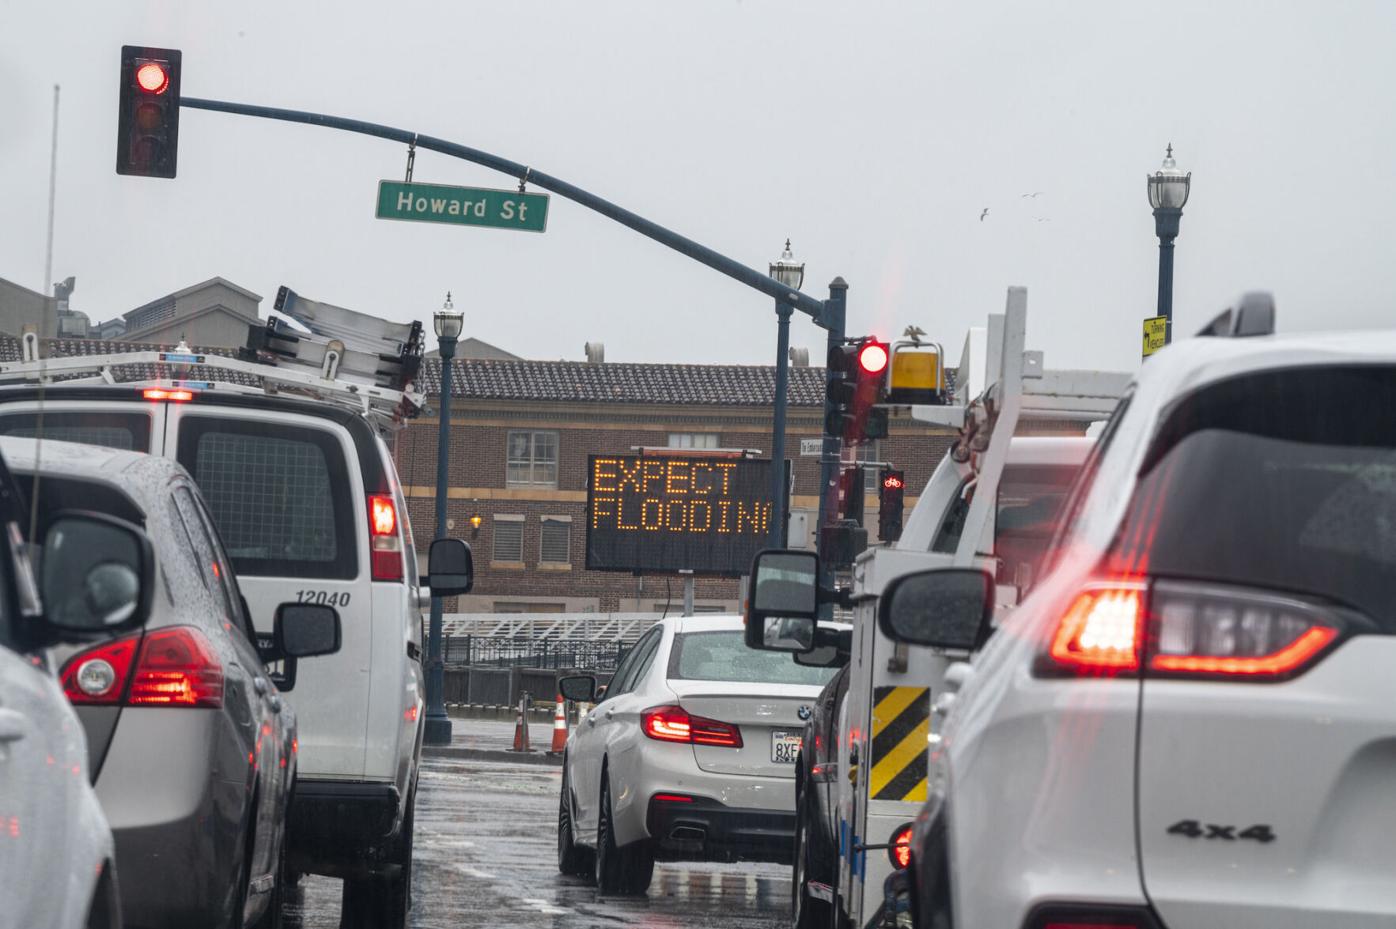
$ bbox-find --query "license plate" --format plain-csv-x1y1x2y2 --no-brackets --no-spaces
771,730,802,764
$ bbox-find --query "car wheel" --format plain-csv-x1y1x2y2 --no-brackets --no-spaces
340,784,414,929
557,764,594,877
793,781,831,929
595,775,654,896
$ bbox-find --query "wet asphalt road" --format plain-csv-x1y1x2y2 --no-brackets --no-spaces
284,755,792,929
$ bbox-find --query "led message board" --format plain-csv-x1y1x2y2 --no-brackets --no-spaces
586,454,775,575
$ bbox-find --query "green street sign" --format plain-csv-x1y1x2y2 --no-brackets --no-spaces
375,180,548,232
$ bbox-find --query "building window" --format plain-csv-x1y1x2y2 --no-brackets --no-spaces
494,602,567,613
507,431,558,487
492,515,524,562
668,433,720,449
852,440,883,490
540,516,572,564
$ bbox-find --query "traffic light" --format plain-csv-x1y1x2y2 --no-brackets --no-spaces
839,465,865,525
878,469,906,543
825,337,890,442
117,46,182,178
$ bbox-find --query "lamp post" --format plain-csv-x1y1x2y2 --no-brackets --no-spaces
768,239,805,549
1148,144,1191,345
424,292,464,746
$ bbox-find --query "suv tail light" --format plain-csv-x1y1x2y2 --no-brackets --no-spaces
641,705,743,748
62,626,223,708
368,494,403,581
1037,579,1340,680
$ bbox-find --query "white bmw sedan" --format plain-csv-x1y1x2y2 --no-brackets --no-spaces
557,614,839,895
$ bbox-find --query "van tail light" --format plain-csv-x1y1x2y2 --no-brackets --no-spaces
641,705,743,748
889,822,914,869
62,626,223,708
1037,579,1340,681
368,494,403,581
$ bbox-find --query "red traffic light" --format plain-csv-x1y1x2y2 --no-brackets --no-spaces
135,61,170,94
858,341,889,375
882,474,904,491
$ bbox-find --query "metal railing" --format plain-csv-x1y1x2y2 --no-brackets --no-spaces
442,635,629,671
441,612,662,644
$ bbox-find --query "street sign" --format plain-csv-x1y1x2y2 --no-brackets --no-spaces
376,180,549,232
800,438,824,457
1142,315,1167,357
585,454,774,576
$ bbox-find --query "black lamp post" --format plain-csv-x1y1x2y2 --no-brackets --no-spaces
768,239,805,549
424,292,464,746
1148,144,1192,345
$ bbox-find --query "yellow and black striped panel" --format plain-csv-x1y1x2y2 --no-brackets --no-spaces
869,685,929,802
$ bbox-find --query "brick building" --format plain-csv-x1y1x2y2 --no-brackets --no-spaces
394,357,1085,615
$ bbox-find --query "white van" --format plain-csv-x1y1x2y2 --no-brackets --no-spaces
0,384,464,929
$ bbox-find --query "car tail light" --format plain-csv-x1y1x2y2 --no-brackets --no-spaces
127,626,223,707
651,793,694,803
62,635,140,704
1038,579,1340,680
368,494,403,581
62,627,222,708
641,705,743,748
889,822,914,869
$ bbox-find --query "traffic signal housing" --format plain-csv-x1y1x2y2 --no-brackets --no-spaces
878,468,905,543
117,46,182,178
825,337,890,442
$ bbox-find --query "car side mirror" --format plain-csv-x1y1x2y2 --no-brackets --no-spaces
559,674,596,703
274,603,342,658
878,567,995,650
794,626,852,668
428,538,474,597
38,512,154,643
744,549,821,652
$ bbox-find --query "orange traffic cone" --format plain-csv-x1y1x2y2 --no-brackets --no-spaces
510,697,532,753
548,694,569,755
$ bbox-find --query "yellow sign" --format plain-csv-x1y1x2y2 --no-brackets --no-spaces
1142,316,1168,357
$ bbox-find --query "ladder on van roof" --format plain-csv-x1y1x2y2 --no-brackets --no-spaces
0,286,427,425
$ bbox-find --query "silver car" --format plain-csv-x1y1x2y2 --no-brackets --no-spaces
557,614,839,895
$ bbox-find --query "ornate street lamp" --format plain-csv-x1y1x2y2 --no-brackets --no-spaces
1148,145,1191,345
424,292,465,745
768,240,805,548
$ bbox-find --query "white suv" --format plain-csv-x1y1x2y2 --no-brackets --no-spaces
0,385,468,929
885,298,1396,929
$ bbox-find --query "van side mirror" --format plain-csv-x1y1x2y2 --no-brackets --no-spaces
878,568,995,650
37,512,154,643
744,549,820,652
559,675,596,703
275,603,342,658
428,538,474,597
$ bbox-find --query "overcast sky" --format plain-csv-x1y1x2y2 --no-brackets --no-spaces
4,1,1395,370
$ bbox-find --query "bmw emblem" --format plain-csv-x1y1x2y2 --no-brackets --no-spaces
797,705,813,721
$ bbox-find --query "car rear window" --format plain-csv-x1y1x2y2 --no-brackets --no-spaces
0,412,151,452
1108,365,1396,630
668,630,838,686
176,416,357,580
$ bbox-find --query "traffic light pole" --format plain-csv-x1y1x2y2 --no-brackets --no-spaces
815,279,848,614
178,97,830,321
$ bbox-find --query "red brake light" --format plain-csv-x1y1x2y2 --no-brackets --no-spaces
61,635,140,704
135,61,170,94
889,823,914,869
651,793,694,803
368,494,403,581
1047,584,1144,673
127,626,224,707
858,341,889,375
142,388,193,402
641,705,743,748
